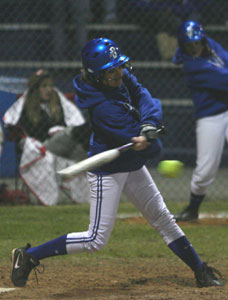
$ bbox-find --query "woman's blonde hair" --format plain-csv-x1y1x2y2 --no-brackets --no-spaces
24,69,63,125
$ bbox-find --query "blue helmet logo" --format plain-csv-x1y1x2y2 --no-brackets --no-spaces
81,38,130,82
186,23,196,39
178,20,206,46
109,46,118,59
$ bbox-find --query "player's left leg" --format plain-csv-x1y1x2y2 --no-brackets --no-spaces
123,166,184,244
123,166,223,287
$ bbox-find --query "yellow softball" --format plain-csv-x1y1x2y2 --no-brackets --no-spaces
157,160,184,178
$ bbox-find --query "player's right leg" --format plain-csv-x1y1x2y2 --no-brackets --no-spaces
11,243,40,287
66,172,127,254
11,172,128,286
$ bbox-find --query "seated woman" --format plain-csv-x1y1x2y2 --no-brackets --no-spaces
3,69,90,205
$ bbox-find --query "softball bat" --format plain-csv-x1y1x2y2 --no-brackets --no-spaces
57,126,165,180
57,142,133,180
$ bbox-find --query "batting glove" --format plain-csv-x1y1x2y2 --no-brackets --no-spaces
140,124,158,143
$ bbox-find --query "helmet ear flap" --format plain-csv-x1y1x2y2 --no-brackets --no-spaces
85,68,104,84
124,61,132,72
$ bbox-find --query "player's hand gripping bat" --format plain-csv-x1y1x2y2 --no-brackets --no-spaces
57,126,165,180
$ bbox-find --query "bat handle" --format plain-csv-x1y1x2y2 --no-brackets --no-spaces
118,143,134,152
156,125,166,135
118,126,165,153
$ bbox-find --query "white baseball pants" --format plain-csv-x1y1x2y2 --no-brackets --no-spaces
191,111,228,195
66,166,184,254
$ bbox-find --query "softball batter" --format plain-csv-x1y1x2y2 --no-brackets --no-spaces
173,20,228,222
11,38,223,288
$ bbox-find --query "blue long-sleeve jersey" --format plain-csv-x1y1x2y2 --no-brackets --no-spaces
73,69,163,174
172,37,228,119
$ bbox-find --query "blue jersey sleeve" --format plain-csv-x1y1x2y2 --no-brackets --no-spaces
208,38,228,68
91,101,140,146
184,38,228,93
184,59,228,93
123,70,163,127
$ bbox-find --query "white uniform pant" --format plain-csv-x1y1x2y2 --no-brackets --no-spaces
66,166,184,254
191,111,228,196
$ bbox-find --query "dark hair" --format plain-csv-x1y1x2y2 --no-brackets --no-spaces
181,38,212,58
27,69,51,91
24,69,63,125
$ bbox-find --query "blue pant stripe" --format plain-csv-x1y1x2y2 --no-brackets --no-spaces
66,175,103,244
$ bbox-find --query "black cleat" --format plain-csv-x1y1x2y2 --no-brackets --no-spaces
11,243,40,287
174,206,198,222
195,262,224,288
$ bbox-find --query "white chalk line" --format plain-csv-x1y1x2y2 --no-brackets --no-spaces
199,212,228,219
0,287,16,293
117,212,228,219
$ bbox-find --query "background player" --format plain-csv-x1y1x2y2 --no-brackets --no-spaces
11,38,223,288
173,20,228,222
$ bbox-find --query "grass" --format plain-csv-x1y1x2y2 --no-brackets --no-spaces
1,201,228,264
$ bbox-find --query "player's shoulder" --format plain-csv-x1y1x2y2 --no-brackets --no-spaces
206,38,216,50
92,99,113,115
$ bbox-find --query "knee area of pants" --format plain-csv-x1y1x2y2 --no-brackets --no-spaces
151,209,174,227
143,191,162,211
89,237,107,252
193,171,214,183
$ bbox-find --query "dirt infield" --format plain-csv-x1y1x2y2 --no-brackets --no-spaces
1,217,227,300
1,258,227,300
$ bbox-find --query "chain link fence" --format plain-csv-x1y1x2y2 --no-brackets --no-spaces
0,0,228,204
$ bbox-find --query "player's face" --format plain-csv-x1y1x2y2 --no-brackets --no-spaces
39,78,54,101
102,65,123,88
184,41,204,57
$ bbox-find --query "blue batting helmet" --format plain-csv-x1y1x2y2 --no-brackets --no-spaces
81,38,130,83
178,20,206,46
